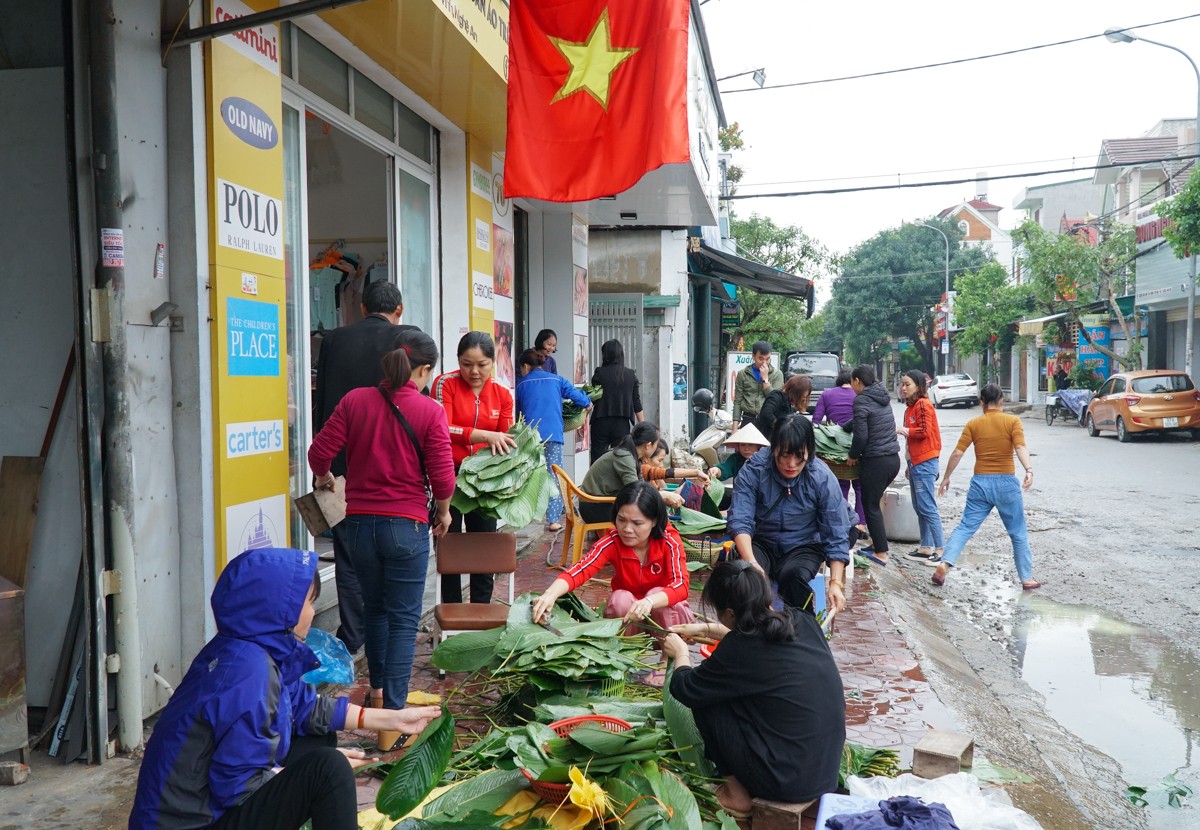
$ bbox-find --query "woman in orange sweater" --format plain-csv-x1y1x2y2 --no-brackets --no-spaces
896,371,945,564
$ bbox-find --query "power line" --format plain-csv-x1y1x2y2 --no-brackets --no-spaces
720,13,1200,93
722,153,1200,200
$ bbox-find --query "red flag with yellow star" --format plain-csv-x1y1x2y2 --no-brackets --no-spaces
504,0,690,202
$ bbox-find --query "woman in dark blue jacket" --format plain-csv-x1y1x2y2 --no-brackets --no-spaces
847,365,902,567
516,348,592,530
130,548,439,830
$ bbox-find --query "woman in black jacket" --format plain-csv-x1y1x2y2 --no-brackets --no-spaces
753,374,812,440
589,339,644,463
847,365,901,566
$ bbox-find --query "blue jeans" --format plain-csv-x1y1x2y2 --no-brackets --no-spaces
909,459,944,550
940,474,1033,581
343,515,429,709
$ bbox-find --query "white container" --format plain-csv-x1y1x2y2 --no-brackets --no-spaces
881,485,921,542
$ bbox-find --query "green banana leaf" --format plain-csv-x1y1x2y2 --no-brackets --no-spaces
671,506,726,536
421,768,529,820
705,477,725,511
662,658,716,779
430,626,505,673
376,709,456,819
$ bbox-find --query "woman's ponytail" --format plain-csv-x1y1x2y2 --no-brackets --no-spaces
702,560,795,642
381,329,439,390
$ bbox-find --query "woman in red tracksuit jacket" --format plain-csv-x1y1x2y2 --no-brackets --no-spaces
897,370,945,564
432,331,516,604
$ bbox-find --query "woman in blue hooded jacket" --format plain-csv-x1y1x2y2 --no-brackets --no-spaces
129,548,439,830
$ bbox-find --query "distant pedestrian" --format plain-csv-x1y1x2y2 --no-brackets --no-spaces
897,370,944,565
732,341,783,427
516,348,593,531
589,338,645,462
754,374,812,440
847,365,901,567
813,369,867,538
934,384,1037,589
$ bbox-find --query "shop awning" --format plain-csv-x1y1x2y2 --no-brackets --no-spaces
688,243,815,316
1017,312,1068,336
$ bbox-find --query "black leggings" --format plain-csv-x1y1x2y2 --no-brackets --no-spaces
579,501,614,525
590,417,632,463
210,733,356,830
750,539,825,614
441,506,498,604
858,454,901,554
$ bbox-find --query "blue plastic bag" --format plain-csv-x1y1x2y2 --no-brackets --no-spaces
302,627,354,686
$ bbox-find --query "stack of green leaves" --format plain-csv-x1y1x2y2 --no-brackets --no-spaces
499,721,671,784
671,506,726,537
451,418,554,529
562,385,603,432
814,423,853,462
430,595,653,697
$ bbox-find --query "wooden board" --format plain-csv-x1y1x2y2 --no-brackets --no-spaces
0,456,45,589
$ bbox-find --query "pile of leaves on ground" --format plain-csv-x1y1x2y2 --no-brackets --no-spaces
562,385,603,432
450,419,555,529
814,423,853,462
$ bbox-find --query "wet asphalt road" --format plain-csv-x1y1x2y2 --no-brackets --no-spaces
884,399,1200,829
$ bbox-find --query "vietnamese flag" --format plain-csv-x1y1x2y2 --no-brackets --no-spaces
504,0,690,202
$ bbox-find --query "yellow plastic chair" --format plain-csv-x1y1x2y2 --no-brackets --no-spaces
551,464,614,567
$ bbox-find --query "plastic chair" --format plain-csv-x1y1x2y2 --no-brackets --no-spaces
551,464,614,567
432,532,516,644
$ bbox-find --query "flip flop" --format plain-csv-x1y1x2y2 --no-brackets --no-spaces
862,552,888,568
637,667,668,688
1022,580,1042,590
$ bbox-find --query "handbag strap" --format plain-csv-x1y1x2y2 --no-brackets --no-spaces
378,385,431,491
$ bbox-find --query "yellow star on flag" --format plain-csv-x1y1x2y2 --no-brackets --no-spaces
548,9,638,109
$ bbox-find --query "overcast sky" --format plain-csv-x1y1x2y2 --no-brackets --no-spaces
702,1,1200,279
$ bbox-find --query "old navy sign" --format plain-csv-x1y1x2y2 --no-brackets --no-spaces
217,178,283,260
227,297,280,376
221,97,278,149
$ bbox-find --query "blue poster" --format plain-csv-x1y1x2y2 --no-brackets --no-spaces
227,297,280,377
1077,315,1111,381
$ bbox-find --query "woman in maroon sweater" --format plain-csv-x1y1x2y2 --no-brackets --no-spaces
309,329,455,749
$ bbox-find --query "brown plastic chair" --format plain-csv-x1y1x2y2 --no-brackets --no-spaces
433,532,516,643
551,464,615,568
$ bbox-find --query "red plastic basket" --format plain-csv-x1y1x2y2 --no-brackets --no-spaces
699,640,718,659
521,715,633,803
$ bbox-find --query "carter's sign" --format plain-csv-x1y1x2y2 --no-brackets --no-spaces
226,419,284,458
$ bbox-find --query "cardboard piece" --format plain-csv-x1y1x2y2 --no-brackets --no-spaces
293,476,346,536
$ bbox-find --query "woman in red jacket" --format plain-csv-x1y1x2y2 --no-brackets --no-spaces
531,481,695,634
897,370,945,564
308,329,455,749
432,331,516,604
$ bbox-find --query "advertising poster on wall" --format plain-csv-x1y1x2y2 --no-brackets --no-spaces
673,364,688,400
574,334,588,384
494,320,515,387
573,266,588,317
722,351,778,412
493,224,513,298
1077,314,1111,381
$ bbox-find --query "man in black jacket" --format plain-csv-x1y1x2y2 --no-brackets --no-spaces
313,280,416,654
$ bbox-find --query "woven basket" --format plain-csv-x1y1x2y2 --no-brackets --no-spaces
821,456,859,481
522,715,633,803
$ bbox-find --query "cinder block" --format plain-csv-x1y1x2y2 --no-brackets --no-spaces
750,797,816,830
0,762,29,786
912,729,974,779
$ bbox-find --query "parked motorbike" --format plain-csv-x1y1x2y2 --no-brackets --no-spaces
1045,393,1082,426
690,388,734,467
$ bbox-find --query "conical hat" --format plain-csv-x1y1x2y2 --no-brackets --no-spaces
724,423,770,447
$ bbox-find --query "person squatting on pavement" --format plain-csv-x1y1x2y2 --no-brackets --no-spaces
662,560,845,818
726,413,850,616
933,383,1040,590
129,548,440,830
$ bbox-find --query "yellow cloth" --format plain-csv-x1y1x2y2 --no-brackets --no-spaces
953,410,1025,475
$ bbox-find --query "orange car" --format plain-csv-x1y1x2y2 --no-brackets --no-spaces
1085,370,1200,442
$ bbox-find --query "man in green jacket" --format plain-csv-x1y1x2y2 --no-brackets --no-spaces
732,341,784,425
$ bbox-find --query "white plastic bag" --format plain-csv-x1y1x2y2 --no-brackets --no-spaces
846,773,1042,830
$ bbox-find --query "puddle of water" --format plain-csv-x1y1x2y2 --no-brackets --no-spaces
1015,595,1200,828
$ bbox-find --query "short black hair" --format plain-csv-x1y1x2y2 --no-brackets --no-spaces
535,329,558,349
611,481,668,539
835,368,852,386
518,348,546,369
364,281,403,314
751,340,772,356
771,413,816,462
851,364,876,386
981,383,1004,406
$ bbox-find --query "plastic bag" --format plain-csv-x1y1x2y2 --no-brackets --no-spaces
846,773,1042,830
302,627,355,686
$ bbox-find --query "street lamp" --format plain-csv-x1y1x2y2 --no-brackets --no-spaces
1105,27,1199,378
915,222,951,374
716,68,766,88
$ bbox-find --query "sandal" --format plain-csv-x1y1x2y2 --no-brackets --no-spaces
862,551,889,568
932,563,949,586
905,549,933,561
547,522,563,532
1022,579,1042,590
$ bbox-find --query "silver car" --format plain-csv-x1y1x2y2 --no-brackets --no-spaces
929,373,979,408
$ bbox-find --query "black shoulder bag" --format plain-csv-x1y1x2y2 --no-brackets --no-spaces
378,385,437,525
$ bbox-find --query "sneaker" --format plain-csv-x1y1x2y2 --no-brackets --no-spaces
906,550,933,561
924,554,943,566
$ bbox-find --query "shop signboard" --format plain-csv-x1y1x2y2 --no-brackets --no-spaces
207,0,289,572
722,351,778,412
1077,314,1111,380
1135,201,1191,307
720,301,739,330
429,0,510,80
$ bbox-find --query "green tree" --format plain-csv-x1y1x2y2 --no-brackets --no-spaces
1011,220,1140,370
952,260,1032,378
728,213,832,353
826,221,989,372
1156,167,1200,259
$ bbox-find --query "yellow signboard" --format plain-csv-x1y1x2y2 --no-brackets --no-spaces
206,0,290,572
429,0,510,80
468,135,496,335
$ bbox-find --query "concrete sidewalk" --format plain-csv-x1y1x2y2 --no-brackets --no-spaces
3,526,996,829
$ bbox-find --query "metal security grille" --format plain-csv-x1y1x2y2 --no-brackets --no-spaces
589,294,644,383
